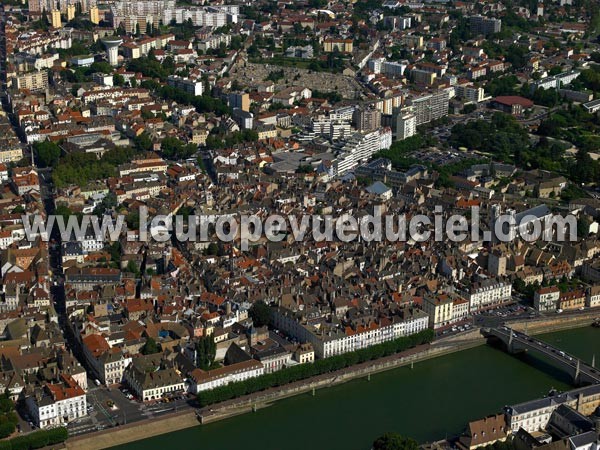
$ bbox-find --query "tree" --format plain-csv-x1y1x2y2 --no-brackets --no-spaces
249,300,271,327
134,132,153,152
372,433,419,450
0,395,13,414
205,242,219,256
578,215,591,238
113,73,125,86
160,136,196,160
55,204,75,220
195,335,216,370
108,241,121,268
126,211,140,230
126,259,140,277
93,192,117,217
33,141,61,168
90,61,112,74
141,337,161,355
461,103,477,114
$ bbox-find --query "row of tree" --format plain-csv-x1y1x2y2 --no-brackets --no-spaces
0,427,68,450
197,329,434,407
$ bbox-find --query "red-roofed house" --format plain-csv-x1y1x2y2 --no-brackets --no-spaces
26,374,87,429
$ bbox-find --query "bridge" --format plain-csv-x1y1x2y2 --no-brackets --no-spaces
481,326,600,386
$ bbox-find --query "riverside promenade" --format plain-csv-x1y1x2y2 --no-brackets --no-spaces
66,311,599,450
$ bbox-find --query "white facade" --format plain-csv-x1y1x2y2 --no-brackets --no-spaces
167,75,204,96
534,287,560,312
103,355,133,385
272,308,429,359
468,281,512,312
190,361,264,394
455,84,485,103
27,378,87,429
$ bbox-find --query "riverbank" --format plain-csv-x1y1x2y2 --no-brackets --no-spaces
199,338,485,425
511,310,600,335
66,410,199,450
71,340,480,450
71,312,599,449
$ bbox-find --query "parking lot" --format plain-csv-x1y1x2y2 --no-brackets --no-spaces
66,379,196,436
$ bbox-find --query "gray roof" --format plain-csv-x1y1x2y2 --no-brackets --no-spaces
366,181,391,195
515,204,551,224
569,431,597,448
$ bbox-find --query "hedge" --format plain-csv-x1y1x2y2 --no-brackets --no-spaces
198,329,434,407
0,427,68,450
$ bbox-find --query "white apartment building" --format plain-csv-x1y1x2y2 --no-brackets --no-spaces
468,279,512,312
167,75,204,96
530,71,580,92
534,286,561,312
162,8,229,27
272,307,428,358
26,375,87,429
336,129,392,175
189,360,264,393
455,84,486,103
101,353,133,385
197,34,232,52
382,61,407,77
368,57,384,73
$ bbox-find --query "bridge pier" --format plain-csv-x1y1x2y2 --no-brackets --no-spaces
482,327,600,386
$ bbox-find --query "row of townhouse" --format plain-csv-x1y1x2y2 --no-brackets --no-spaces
467,279,512,312
188,359,265,393
505,384,600,434
534,285,600,312
272,306,429,358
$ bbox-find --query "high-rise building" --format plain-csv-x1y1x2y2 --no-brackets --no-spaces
469,15,501,35
352,107,381,132
396,112,416,141
110,1,235,33
228,92,250,112
407,90,450,126
536,2,544,16
14,70,49,92
29,0,96,13
67,4,75,21
167,75,203,96
411,69,436,85
89,6,99,24
51,9,62,28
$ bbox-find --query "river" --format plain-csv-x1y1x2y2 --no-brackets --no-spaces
111,326,600,450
